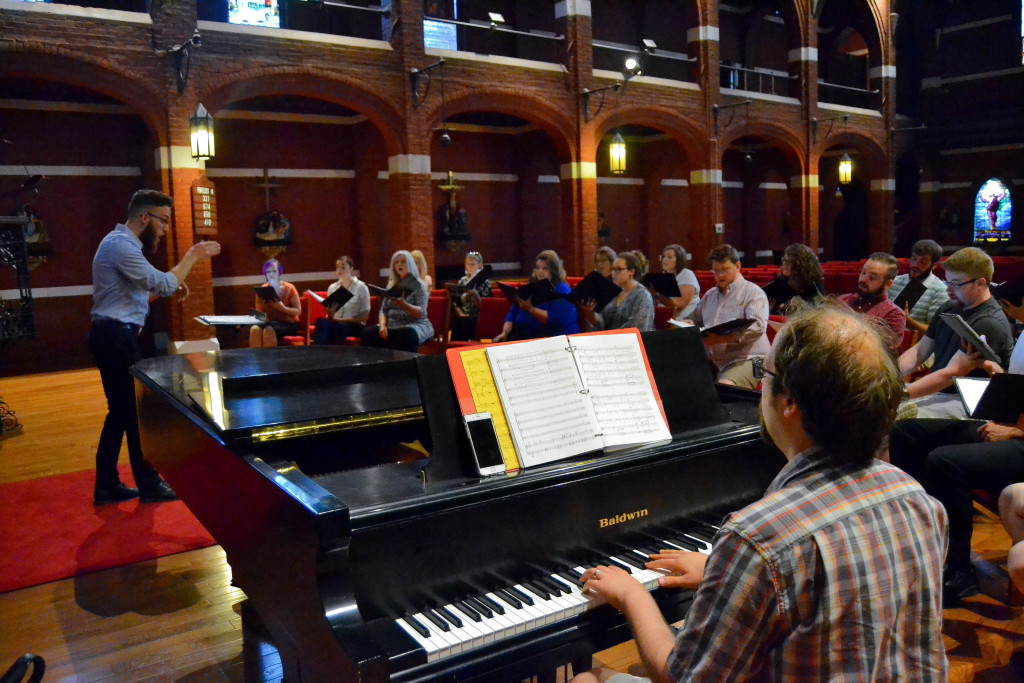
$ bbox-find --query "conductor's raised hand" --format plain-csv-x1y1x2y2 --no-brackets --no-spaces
645,549,707,590
580,564,647,612
187,240,221,261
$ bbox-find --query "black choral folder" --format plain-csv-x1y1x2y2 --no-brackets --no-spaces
307,287,353,310
642,272,682,299
566,271,622,311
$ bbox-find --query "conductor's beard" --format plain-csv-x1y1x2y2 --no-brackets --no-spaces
140,223,160,255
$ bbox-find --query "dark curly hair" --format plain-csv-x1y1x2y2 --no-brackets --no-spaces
782,243,824,294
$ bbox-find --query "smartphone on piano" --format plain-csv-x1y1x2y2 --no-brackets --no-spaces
463,412,507,476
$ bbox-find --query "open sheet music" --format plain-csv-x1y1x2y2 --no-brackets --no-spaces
483,330,671,468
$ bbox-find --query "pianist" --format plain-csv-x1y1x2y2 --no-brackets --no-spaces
574,304,948,683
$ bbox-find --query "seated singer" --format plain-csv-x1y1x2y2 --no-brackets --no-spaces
360,250,434,352
312,255,370,345
573,304,948,683
249,258,301,348
493,249,579,342
580,252,655,331
688,244,770,388
450,250,492,342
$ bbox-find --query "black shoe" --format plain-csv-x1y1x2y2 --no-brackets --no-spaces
94,482,139,506
139,480,179,503
943,566,980,607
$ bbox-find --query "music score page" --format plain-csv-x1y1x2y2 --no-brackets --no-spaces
485,336,604,467
571,333,671,447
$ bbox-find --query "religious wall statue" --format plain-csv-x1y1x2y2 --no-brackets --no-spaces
254,210,292,260
597,209,611,242
441,193,469,239
438,171,470,249
20,205,52,269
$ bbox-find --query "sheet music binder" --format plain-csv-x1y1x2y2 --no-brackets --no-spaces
481,330,671,468
940,312,1001,364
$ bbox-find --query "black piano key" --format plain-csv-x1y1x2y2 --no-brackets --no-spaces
401,612,431,639
420,608,450,632
612,550,647,570
661,533,700,551
569,567,585,578
538,575,570,596
454,601,482,622
439,606,463,628
557,570,581,585
506,585,534,606
495,588,523,609
466,596,493,618
604,556,633,574
477,593,505,615
521,581,551,601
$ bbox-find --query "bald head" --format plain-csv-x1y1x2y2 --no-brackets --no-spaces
768,304,904,465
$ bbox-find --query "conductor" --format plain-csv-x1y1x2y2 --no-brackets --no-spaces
90,189,220,505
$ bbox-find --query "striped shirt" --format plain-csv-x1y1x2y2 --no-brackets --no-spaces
667,449,948,682
690,273,770,373
887,272,949,325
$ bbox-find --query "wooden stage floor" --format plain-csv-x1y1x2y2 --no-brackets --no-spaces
2,368,1024,681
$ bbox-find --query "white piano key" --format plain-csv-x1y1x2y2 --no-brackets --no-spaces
441,603,488,650
414,612,461,658
485,592,528,635
395,617,444,662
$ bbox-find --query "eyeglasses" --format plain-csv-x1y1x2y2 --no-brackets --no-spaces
751,357,776,381
610,266,628,272
944,278,979,290
146,212,170,225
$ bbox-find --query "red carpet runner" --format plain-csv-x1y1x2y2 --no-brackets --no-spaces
0,464,215,593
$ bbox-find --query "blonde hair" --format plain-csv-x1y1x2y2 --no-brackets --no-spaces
410,250,429,280
943,246,993,282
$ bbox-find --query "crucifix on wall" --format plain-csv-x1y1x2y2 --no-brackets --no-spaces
252,168,292,254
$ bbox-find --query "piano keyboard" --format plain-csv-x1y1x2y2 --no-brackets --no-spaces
391,521,718,663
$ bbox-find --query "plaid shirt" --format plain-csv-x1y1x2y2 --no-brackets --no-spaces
667,449,948,682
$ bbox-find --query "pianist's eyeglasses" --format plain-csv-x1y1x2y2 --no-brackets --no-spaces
751,358,776,381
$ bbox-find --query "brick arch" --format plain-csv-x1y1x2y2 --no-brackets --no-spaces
0,47,167,146
719,120,805,176
201,68,405,157
424,87,576,163
818,0,886,69
820,131,886,180
592,105,705,168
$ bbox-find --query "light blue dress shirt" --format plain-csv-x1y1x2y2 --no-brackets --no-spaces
91,224,178,326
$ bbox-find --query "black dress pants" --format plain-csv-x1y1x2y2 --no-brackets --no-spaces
312,318,363,345
88,320,162,490
889,418,1024,571
360,325,421,352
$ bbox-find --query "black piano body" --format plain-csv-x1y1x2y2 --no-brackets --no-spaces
133,329,785,682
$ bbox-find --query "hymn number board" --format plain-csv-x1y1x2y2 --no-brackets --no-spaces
192,180,218,236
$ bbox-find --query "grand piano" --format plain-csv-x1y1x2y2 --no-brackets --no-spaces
132,328,785,682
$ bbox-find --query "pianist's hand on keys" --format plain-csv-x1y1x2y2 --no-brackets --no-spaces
580,549,706,613
392,522,717,664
